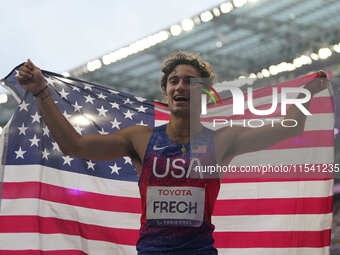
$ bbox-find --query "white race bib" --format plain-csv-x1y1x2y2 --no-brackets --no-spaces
146,186,205,227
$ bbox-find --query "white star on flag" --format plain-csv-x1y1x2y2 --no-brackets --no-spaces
84,95,95,104
59,88,69,99
123,98,133,104
29,134,40,147
136,105,147,113
72,86,80,92
18,123,28,135
31,112,41,123
98,93,107,100
135,96,146,102
98,128,109,135
110,118,121,129
45,76,55,86
52,142,60,152
62,155,74,166
97,106,108,117
14,146,26,159
86,160,96,170
42,126,50,137
42,148,50,160
72,101,83,112
109,163,121,175
110,102,120,109
123,110,135,120
123,156,132,165
18,100,29,112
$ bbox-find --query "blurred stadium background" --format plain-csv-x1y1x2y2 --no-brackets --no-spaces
1,0,340,252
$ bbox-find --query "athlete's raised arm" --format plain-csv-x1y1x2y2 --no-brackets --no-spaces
216,71,329,159
16,60,150,164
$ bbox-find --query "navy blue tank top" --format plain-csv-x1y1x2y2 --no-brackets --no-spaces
137,125,220,255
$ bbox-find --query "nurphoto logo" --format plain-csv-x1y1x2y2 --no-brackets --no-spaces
201,86,311,116
199,82,312,128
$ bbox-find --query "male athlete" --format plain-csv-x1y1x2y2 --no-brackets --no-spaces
17,52,328,254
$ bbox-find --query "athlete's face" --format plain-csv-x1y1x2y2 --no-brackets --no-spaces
165,64,202,117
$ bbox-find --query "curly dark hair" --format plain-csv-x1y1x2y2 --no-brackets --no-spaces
160,51,216,91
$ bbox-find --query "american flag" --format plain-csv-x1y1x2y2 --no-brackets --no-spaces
0,64,334,254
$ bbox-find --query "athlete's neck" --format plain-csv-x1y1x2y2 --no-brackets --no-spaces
166,115,203,144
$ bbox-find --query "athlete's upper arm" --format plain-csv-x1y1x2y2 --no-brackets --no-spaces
69,125,149,161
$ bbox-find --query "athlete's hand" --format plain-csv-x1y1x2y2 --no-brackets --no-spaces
304,70,329,96
16,59,46,95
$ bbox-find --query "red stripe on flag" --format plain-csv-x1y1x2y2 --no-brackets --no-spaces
213,229,331,248
1,182,141,213
213,196,333,216
0,251,87,255
0,215,331,248
154,109,170,120
153,101,168,109
0,216,139,245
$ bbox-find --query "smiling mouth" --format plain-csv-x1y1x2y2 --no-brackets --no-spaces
173,96,189,102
